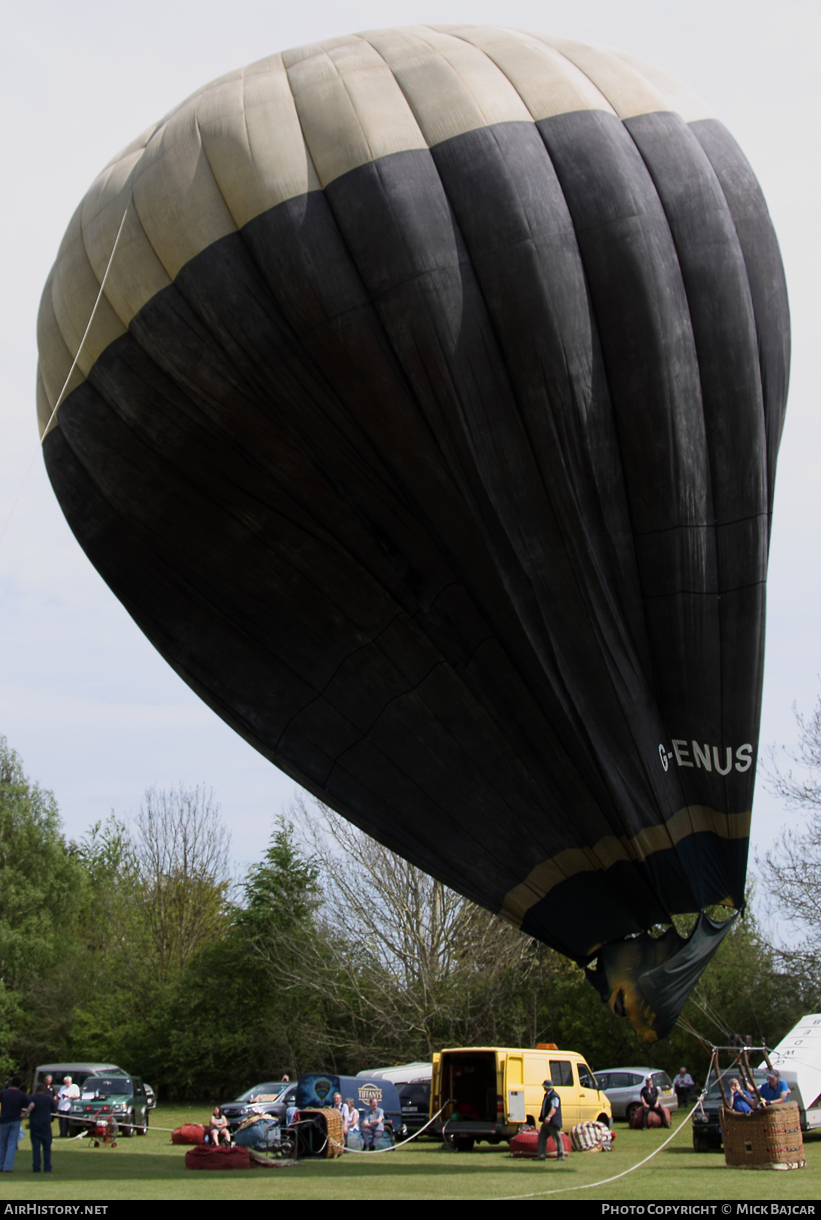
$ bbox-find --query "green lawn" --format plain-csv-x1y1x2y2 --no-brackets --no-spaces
3,1107,819,1200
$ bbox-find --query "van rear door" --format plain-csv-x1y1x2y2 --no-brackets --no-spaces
504,1054,526,1124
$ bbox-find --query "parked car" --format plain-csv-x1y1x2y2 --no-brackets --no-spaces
218,1081,296,1132
68,1073,151,1137
691,1068,813,1152
398,1081,432,1138
144,1083,157,1110
33,1062,124,1092
594,1067,678,1122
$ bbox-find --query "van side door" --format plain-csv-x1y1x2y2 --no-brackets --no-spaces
577,1061,600,1122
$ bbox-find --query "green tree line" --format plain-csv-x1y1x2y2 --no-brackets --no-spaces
1,737,816,1099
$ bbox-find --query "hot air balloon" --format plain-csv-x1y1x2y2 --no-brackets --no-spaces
37,26,789,1039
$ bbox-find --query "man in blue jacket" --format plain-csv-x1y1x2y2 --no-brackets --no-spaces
535,1079,564,1161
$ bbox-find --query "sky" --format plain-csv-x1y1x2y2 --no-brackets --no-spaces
1,0,819,887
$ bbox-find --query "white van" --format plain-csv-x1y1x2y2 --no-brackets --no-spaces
355,1061,432,1084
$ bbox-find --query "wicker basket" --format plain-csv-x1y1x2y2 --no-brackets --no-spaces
721,1102,805,1170
303,1106,344,1158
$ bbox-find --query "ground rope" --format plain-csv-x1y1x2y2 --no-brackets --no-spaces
495,1089,708,1201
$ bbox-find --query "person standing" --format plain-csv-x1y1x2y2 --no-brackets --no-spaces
535,1079,565,1161
0,1076,31,1173
26,1085,57,1173
42,1076,56,1101
56,1076,78,1138
673,1067,694,1106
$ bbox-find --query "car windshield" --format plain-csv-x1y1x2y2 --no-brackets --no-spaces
83,1078,130,1096
236,1082,288,1102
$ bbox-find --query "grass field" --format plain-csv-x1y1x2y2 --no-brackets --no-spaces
2,1107,819,1201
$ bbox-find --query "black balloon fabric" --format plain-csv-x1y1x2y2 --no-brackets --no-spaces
37,27,789,1038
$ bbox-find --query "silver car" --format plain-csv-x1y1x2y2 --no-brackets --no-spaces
594,1067,678,1121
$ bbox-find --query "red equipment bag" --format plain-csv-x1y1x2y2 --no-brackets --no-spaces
509,1129,572,1158
184,1145,252,1170
172,1123,208,1144
629,1105,671,1129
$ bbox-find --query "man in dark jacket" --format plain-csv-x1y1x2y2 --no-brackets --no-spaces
26,1085,56,1173
640,1075,670,1129
0,1076,31,1172
535,1079,564,1161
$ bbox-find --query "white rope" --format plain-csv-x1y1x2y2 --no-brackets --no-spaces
330,1101,450,1155
40,201,130,443
495,1089,708,1201
0,201,130,553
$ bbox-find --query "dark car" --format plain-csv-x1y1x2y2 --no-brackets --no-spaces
692,1068,804,1151
398,1081,432,1138
218,1081,295,1132
68,1074,150,1137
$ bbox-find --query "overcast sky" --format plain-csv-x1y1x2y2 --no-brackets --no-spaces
1,0,819,886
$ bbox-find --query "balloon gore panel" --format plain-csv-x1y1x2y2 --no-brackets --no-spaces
38,28,789,1038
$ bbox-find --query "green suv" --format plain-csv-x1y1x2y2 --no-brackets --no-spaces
69,1074,150,1137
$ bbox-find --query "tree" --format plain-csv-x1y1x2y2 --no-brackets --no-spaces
247,796,547,1067
131,784,231,987
67,786,233,1088
0,738,85,1075
758,694,821,1004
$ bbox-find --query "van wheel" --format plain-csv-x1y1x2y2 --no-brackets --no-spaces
693,1132,711,1152
597,1114,611,1128
625,1103,640,1123
445,1134,475,1152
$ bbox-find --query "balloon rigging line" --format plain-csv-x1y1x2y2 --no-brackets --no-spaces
40,201,130,443
0,202,130,552
494,1088,707,1201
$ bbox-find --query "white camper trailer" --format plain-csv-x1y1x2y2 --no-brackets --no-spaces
761,1013,821,1130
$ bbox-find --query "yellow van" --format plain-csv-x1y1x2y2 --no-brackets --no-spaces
430,1045,612,1149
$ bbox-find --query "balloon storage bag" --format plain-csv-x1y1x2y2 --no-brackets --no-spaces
571,1121,615,1152
185,1145,251,1170
171,1123,207,1144
629,1105,671,1130
509,1129,571,1158
298,1107,344,1158
721,1103,804,1170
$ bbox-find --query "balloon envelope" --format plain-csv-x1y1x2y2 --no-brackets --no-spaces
37,26,789,1038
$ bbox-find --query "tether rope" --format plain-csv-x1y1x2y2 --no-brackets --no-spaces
495,1088,708,1200
329,1101,450,1155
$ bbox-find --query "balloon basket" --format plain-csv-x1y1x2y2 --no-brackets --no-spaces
721,1102,804,1170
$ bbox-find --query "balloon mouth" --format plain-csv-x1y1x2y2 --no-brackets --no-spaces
585,911,737,1041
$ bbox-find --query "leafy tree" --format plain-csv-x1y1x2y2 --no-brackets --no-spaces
0,738,85,1075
